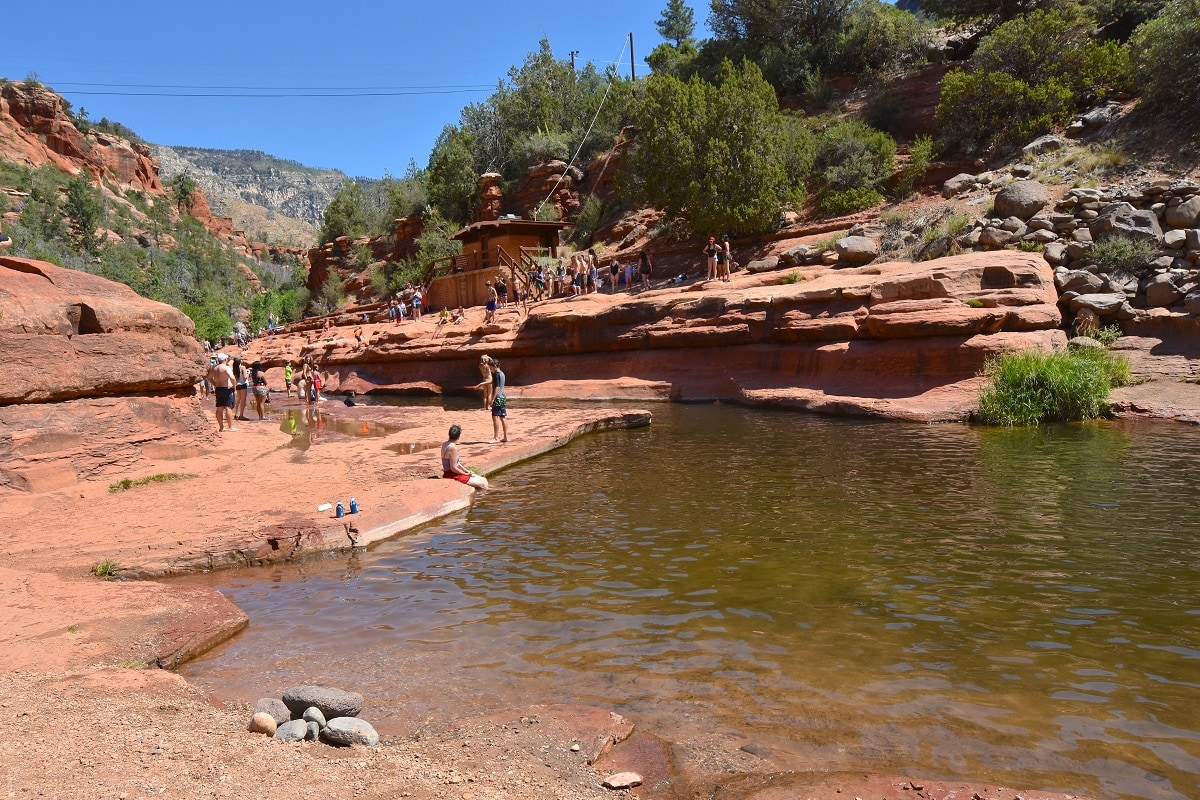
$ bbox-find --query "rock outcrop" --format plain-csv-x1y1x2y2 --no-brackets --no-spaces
248,252,1063,422
0,256,210,490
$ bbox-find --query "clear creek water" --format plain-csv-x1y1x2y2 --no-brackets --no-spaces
178,405,1200,800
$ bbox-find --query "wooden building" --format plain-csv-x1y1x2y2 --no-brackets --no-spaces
425,217,568,311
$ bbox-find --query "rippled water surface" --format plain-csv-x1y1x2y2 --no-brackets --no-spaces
179,405,1200,800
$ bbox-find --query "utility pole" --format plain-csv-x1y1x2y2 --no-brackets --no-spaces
569,51,579,71
629,33,636,81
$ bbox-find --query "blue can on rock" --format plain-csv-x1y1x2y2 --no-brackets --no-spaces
349,497,359,514
335,501,344,518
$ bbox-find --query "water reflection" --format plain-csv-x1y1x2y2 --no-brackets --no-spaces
180,407,1200,800
279,408,396,450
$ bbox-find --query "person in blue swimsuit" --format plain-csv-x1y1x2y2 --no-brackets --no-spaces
489,360,508,443
441,425,489,489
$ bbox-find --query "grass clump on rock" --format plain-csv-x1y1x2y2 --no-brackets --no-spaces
108,472,197,493
976,348,1131,426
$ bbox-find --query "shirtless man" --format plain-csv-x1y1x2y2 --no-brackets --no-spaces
440,425,489,489
208,353,237,432
485,281,498,324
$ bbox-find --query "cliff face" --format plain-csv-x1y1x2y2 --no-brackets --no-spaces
0,83,162,192
245,251,1064,422
149,144,347,242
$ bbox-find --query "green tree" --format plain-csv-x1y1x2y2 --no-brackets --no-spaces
626,59,797,235
426,125,479,223
64,174,103,254
708,0,852,52
1129,0,1200,117
657,0,697,46
168,173,198,212
318,181,371,243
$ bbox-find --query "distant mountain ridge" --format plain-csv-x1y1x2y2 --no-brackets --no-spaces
148,144,349,246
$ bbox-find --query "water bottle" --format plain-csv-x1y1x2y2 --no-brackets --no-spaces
349,497,359,514
335,500,344,518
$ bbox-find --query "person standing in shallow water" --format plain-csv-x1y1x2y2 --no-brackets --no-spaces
441,425,490,489
489,359,508,443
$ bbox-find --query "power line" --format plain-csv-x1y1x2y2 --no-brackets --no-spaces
60,88,491,98
53,81,494,91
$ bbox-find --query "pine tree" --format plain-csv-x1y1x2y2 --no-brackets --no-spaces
656,0,696,46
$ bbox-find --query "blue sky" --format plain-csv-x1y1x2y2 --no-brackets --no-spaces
3,0,707,178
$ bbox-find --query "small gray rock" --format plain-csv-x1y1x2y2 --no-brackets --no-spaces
778,245,811,266
1163,229,1188,249
302,707,327,728
321,717,379,748
274,719,309,742
1068,335,1106,351
254,698,292,727
282,686,364,720
979,227,1013,248
1044,242,1068,265
745,255,780,273
1059,270,1105,294
306,721,321,741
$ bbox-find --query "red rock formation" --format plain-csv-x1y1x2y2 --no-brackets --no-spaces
245,252,1064,422
506,160,582,221
0,82,162,193
477,173,503,222
0,256,211,490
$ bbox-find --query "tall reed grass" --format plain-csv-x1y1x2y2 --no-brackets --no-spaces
976,348,1130,426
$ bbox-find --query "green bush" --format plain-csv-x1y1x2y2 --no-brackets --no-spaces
571,195,603,245
818,188,884,215
1087,234,1156,275
1130,0,1200,118
976,348,1130,426
895,135,934,198
812,119,896,193
936,8,1133,153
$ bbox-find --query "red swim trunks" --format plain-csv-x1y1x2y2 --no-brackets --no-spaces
443,471,471,484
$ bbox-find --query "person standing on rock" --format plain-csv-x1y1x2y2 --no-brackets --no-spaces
250,361,269,420
489,359,508,443
441,425,490,489
720,234,733,282
639,251,653,290
609,258,620,293
485,281,498,323
284,362,294,399
232,357,249,421
412,287,424,320
497,276,508,309
208,353,237,432
704,236,719,280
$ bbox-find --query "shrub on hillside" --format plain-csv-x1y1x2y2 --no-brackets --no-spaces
1087,234,1157,276
1129,0,1200,119
936,8,1132,153
976,348,1130,426
817,188,884,215
812,119,896,194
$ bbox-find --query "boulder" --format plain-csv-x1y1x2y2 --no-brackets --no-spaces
1043,242,1068,266
942,173,977,198
254,698,292,727
1165,196,1200,229
321,717,379,747
0,257,206,404
1089,203,1163,245
282,686,364,720
835,237,878,266
745,256,780,273
1021,135,1065,156
1070,293,1127,315
1058,270,1105,294
274,719,309,742
1163,229,1188,249
978,227,1013,248
778,245,812,266
1185,290,1200,316
994,181,1050,221
1145,274,1184,308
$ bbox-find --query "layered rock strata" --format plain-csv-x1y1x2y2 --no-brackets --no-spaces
249,252,1064,422
0,256,209,490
